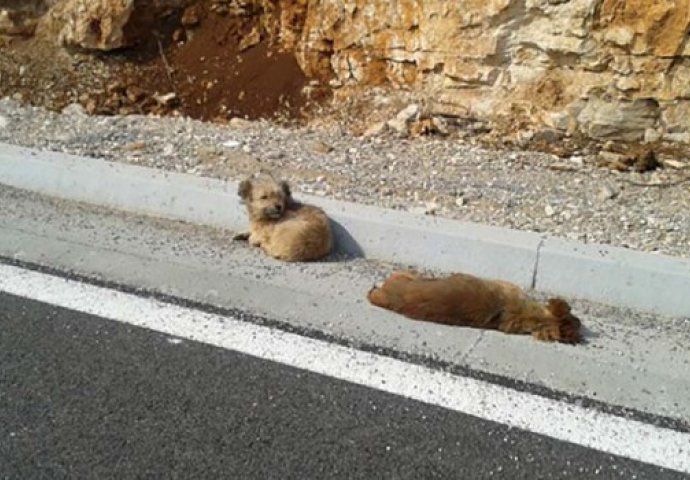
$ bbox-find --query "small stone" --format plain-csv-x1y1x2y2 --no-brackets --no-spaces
431,116,450,135
363,121,387,137
309,140,333,154
124,141,146,151
545,205,556,217
0,115,8,129
172,28,186,43
597,151,631,171
532,129,563,143
84,98,98,114
162,144,175,156
661,158,688,170
181,5,201,27
223,140,242,148
229,117,252,128
597,184,620,201
396,104,420,122
153,92,177,107
455,197,466,207
664,132,690,144
239,26,261,51
264,151,284,160
61,103,87,116
387,104,420,135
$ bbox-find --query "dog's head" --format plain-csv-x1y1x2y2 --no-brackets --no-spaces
546,298,583,344
238,174,292,221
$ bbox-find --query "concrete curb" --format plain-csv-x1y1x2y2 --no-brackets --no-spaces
1,142,688,317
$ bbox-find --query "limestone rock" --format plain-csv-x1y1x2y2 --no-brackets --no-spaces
387,104,420,135
38,0,194,50
16,0,690,143
291,0,690,144
577,98,660,142
51,0,135,50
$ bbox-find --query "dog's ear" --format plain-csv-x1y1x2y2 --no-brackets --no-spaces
279,180,292,199
238,180,252,200
546,298,571,318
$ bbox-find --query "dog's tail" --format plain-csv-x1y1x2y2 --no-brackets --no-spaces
367,285,391,309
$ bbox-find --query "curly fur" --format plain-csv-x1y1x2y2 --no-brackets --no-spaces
236,174,333,262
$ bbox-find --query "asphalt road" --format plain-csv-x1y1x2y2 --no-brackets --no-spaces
1,291,686,480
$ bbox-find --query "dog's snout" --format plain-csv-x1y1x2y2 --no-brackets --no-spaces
274,203,283,212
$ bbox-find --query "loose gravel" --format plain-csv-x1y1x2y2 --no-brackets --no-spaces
1,97,689,258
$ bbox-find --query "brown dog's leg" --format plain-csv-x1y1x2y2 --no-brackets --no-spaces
390,270,420,281
384,270,420,285
367,286,391,309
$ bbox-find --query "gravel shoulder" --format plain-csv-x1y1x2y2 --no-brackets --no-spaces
1,97,689,258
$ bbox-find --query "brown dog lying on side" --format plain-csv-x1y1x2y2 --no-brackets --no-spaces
368,270,582,343
235,174,333,262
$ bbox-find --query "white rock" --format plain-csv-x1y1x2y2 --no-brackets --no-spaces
223,140,242,148
387,104,420,135
153,92,177,106
0,115,8,129
431,116,449,135
162,144,175,156
62,103,87,117
545,205,556,216
229,117,252,129
597,184,620,201
395,104,420,123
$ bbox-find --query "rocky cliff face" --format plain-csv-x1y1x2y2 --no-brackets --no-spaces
3,0,690,144
293,0,690,143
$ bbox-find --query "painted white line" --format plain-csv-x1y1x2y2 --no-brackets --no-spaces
0,263,688,474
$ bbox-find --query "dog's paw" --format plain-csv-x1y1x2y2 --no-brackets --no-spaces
533,317,582,344
557,316,582,344
233,232,250,242
367,286,390,308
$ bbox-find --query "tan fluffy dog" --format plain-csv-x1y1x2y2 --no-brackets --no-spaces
235,174,333,262
368,270,582,343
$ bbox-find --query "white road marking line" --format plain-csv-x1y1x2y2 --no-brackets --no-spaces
0,263,688,473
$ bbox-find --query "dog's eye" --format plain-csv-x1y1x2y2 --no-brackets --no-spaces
260,195,268,200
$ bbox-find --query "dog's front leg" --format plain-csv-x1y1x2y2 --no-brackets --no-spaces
233,231,251,242
248,232,262,247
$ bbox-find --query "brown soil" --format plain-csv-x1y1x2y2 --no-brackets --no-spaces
0,0,328,121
